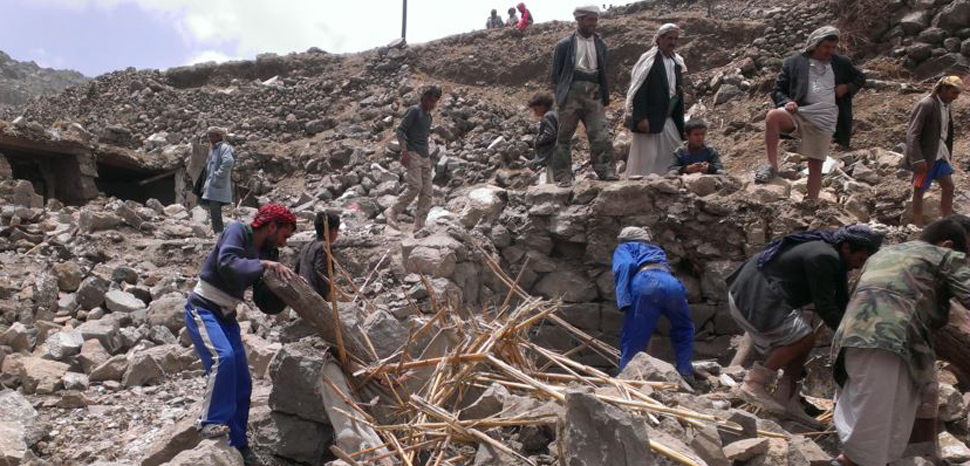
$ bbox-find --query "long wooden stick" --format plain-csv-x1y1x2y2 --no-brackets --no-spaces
323,219,349,367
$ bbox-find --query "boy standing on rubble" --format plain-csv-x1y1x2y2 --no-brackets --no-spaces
905,76,962,227
832,218,970,466
184,204,297,465
527,92,559,184
612,226,696,385
294,211,343,302
385,85,442,232
726,225,882,427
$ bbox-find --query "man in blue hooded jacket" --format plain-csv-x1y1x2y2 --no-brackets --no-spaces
612,226,695,381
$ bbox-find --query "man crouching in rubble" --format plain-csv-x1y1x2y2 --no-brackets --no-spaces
612,226,697,386
184,203,297,465
726,224,883,427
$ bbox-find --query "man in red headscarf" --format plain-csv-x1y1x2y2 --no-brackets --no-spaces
184,203,297,465
515,3,533,30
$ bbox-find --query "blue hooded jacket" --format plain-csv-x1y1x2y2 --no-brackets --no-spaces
612,242,670,311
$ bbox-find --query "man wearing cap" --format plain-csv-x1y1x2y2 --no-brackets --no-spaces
625,23,687,178
756,26,866,201
727,225,883,427
184,203,297,465
201,127,235,235
612,226,696,383
550,5,617,186
905,76,962,227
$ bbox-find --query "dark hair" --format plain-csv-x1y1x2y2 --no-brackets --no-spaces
920,218,968,253
420,85,442,101
947,214,970,234
528,92,554,110
822,34,839,43
684,119,708,135
314,211,341,240
508,7,515,14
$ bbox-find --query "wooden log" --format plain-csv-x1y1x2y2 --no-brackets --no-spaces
262,272,373,365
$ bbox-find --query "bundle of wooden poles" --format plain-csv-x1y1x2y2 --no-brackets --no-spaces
265,243,788,466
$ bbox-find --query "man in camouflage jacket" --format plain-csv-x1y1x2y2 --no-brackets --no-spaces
831,217,970,466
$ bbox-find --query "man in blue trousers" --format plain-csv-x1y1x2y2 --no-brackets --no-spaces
612,226,696,385
184,203,298,465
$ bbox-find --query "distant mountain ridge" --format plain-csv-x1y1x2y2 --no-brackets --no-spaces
0,50,88,110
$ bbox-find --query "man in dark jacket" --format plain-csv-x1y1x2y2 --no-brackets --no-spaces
184,204,296,465
727,225,882,426
549,5,616,185
757,26,865,201
527,92,558,184
295,211,341,302
905,76,962,227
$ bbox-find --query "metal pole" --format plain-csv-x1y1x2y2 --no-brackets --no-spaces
401,0,408,40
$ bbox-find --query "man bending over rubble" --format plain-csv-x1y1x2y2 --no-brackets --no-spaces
184,203,297,465
612,226,696,385
905,76,962,227
831,218,970,466
727,224,883,426
385,84,442,232
756,26,865,200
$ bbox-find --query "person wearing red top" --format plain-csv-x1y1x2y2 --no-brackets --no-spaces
515,3,533,30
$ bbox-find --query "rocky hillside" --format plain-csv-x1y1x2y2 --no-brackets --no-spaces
0,51,88,112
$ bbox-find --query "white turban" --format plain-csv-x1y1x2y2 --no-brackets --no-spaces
206,126,228,138
655,23,682,42
618,226,653,243
804,26,840,52
574,5,601,19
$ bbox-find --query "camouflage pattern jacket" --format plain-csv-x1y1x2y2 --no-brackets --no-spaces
832,241,970,389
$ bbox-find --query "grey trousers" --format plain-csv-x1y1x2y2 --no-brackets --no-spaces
207,200,225,235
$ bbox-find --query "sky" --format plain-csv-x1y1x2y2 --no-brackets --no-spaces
2,0,634,77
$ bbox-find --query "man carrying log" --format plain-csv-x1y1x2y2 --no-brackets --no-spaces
726,225,883,426
832,218,970,466
612,226,696,385
184,203,297,465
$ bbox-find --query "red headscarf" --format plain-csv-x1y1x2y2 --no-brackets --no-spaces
251,204,297,229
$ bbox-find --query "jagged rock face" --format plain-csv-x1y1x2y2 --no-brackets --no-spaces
0,50,88,109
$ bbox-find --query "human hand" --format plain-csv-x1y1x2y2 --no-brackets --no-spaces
699,162,709,173
636,119,650,133
401,149,411,168
261,261,296,281
835,84,849,98
784,102,798,113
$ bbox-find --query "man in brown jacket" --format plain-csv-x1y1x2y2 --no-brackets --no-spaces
905,76,962,227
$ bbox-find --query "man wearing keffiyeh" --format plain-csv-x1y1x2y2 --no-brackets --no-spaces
725,224,883,426
183,203,297,465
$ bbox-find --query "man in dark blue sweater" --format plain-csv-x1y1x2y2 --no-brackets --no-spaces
184,203,297,464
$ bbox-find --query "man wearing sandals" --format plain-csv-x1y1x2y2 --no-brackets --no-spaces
756,26,865,200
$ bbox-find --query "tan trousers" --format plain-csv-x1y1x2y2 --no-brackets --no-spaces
392,154,433,228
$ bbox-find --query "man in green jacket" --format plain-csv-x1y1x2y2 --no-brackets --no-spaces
832,218,970,466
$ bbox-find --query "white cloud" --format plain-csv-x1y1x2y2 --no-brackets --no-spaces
32,0,630,65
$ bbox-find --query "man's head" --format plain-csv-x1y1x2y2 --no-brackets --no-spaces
528,92,554,118
251,204,297,249
314,211,341,243
934,75,963,104
508,7,516,16
655,23,681,56
574,5,601,36
836,224,884,270
491,8,498,16
617,226,653,244
805,26,840,62
947,214,970,249
684,119,708,148
921,218,969,253
517,3,526,13
207,127,227,145
420,85,442,112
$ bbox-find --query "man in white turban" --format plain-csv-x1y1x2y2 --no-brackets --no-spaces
200,127,234,235
624,23,688,178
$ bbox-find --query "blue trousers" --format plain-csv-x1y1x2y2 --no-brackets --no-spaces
184,305,251,449
618,270,695,375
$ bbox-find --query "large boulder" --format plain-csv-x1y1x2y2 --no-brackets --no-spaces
267,342,331,424
105,289,147,313
147,293,186,333
52,261,84,292
1,354,70,394
363,310,408,359
934,0,970,32
78,318,123,354
158,439,243,466
241,333,280,379
0,323,36,352
45,329,85,361
0,389,41,466
406,246,457,278
458,185,507,228
76,276,110,311
251,406,333,465
557,390,653,466
141,415,200,466
534,267,599,303
78,339,111,374
123,352,166,387
617,352,685,384
89,355,129,382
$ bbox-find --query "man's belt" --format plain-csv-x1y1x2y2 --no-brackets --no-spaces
638,263,669,273
573,70,599,83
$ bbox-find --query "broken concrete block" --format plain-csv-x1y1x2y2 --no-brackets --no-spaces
141,415,201,466
251,406,332,465
45,329,85,361
691,424,729,466
724,438,770,462
123,352,165,387
363,310,407,359
105,289,147,313
617,352,684,384
89,354,129,382
76,275,109,311
1,354,70,394
0,322,37,352
242,333,280,379
52,261,84,292
147,293,186,333
787,435,831,466
461,383,510,420
158,438,243,466
557,390,652,466
62,371,90,390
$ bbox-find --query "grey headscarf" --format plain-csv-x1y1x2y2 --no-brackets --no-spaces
573,5,601,19
618,226,653,243
804,26,840,53
655,23,682,43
